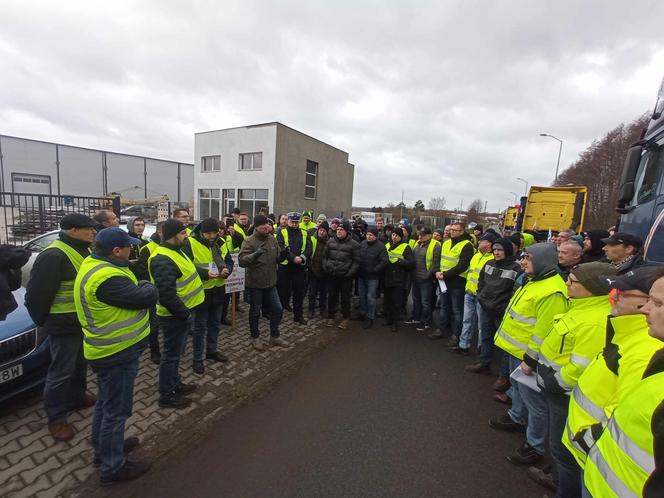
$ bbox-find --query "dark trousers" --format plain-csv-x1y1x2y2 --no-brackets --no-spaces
148,307,159,354
277,265,306,319
401,273,412,316
91,357,139,477
327,277,352,319
43,332,88,424
438,286,465,338
192,296,224,361
247,287,283,338
158,316,191,396
384,285,404,324
545,391,582,498
308,274,328,315
478,306,502,366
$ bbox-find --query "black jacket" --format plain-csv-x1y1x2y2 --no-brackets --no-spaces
384,241,414,287
358,239,389,280
25,232,91,335
136,232,161,281
276,226,312,268
323,234,360,278
309,233,329,279
443,233,475,289
477,256,522,314
0,245,31,320
149,241,208,321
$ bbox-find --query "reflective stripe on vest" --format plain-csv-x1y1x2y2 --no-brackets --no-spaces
279,228,308,265
149,246,205,316
234,223,247,240
440,239,473,278
47,239,87,314
189,236,227,289
386,241,408,263
140,240,159,258
74,258,150,360
422,239,441,271
465,251,493,294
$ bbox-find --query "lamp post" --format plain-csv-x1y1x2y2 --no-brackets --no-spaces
539,133,563,184
510,191,518,205
516,177,529,196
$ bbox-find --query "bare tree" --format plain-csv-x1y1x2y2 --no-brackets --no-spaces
466,198,484,223
428,196,447,210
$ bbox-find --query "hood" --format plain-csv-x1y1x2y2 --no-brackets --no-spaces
493,237,514,258
584,229,610,257
126,217,140,236
526,242,559,278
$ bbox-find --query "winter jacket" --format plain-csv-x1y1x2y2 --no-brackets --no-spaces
149,241,209,320
581,229,609,263
384,241,414,287
276,226,312,268
323,234,360,279
238,231,287,288
25,232,91,335
477,257,522,314
0,245,31,320
309,233,329,279
358,239,389,280
613,251,644,275
136,232,162,281
413,239,441,283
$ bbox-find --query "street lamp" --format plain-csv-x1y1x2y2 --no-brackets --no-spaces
516,177,529,196
510,191,518,205
539,133,563,184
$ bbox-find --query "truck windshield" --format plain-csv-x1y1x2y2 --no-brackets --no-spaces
631,145,664,206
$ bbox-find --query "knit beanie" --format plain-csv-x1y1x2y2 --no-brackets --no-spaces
162,219,185,241
319,221,330,231
392,226,404,239
367,227,379,236
570,234,585,249
571,262,616,296
339,219,351,232
253,215,270,227
433,228,445,237
200,218,219,234
509,233,522,249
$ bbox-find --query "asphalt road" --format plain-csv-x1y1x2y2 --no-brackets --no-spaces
110,322,544,498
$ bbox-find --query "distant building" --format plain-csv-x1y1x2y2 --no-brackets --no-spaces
194,122,354,220
0,134,194,204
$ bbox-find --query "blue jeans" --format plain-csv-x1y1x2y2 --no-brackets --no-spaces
358,278,379,320
507,355,528,427
478,306,502,366
92,357,139,477
247,287,283,338
192,298,222,361
517,363,549,454
438,286,465,337
458,293,480,349
545,391,582,498
158,316,191,395
43,333,88,424
412,280,434,324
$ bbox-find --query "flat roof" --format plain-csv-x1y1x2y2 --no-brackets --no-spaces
0,133,193,167
195,122,348,155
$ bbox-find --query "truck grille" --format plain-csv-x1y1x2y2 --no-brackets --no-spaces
0,329,37,365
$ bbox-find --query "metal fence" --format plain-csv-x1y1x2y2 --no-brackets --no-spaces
0,192,120,245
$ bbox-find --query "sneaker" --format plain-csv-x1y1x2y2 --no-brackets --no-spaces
493,393,511,405
48,422,76,442
415,322,430,331
493,377,511,393
94,437,140,467
338,319,349,330
427,330,444,340
362,319,373,330
269,337,290,348
465,362,492,375
507,442,543,465
99,459,150,486
488,414,526,433
174,383,197,394
448,345,470,356
403,319,418,325
294,317,308,325
193,361,205,375
158,392,191,409
252,339,265,351
206,351,229,363
526,466,557,491
325,319,335,328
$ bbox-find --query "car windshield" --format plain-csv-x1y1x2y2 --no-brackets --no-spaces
24,231,59,252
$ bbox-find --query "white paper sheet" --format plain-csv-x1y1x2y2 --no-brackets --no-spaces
438,279,447,294
510,366,541,392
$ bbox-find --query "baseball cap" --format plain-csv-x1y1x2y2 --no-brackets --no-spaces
95,227,140,249
418,226,432,235
601,232,643,249
479,233,498,243
60,213,96,230
599,264,664,295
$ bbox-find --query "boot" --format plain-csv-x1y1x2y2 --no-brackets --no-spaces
465,362,492,375
362,318,373,330
48,422,76,442
493,376,511,393
338,319,349,330
325,318,335,327
99,459,150,486
193,360,205,375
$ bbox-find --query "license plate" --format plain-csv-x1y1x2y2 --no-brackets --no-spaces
0,364,23,384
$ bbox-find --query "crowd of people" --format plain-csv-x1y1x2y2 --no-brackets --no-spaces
11,205,664,495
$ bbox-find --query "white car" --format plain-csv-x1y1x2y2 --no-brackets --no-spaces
21,223,156,283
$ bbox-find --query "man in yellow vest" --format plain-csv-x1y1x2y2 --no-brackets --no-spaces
490,243,568,466
149,219,207,409
299,210,317,233
173,208,192,236
530,262,615,495
25,213,97,442
583,267,664,498
452,233,495,354
74,227,158,485
276,212,312,324
429,222,475,343
183,218,234,375
232,212,251,248
407,227,441,332
137,221,165,364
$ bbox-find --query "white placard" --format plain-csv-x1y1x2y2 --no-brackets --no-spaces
224,253,245,293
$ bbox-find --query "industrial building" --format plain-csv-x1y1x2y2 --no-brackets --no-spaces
194,123,354,219
0,134,194,204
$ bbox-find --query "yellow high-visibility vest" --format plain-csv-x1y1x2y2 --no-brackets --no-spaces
47,239,88,314
149,246,205,316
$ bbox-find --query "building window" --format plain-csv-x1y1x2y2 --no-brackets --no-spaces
199,189,221,219
239,152,262,171
305,160,318,199
239,189,269,218
201,155,221,172
222,189,235,216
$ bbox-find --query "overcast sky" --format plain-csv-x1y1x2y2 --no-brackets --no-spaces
1,0,663,212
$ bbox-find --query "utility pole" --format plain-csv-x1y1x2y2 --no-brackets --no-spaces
400,189,404,219
483,200,487,213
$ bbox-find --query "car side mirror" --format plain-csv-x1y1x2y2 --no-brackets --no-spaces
616,144,643,210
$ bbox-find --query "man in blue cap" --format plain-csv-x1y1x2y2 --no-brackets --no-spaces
74,227,159,485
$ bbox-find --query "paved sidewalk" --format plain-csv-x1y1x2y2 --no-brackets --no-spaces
0,312,338,498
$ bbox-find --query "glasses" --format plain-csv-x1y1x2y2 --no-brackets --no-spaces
450,228,463,233
608,288,648,307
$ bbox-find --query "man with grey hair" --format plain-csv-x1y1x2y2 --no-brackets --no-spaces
557,240,583,279
554,229,575,247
